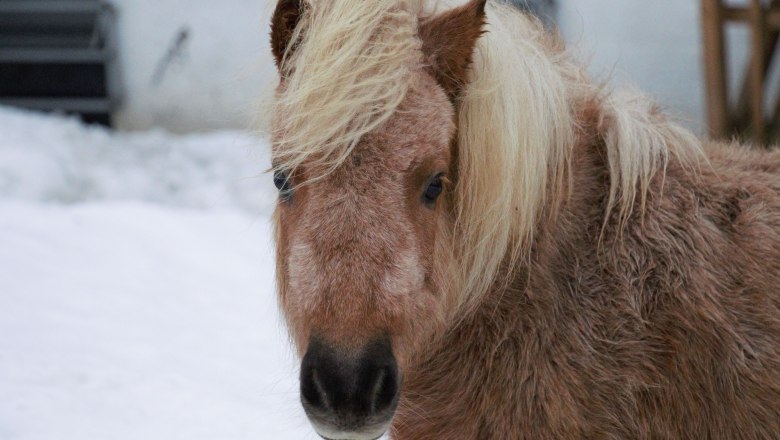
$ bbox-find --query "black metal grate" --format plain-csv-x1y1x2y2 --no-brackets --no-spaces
0,0,120,126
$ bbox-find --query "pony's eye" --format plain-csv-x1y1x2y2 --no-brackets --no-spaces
273,169,293,199
423,174,445,205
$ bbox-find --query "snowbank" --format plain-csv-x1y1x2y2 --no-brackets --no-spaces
0,106,276,214
0,202,314,439
0,107,316,439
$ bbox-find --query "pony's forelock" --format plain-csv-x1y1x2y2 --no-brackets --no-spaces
272,0,423,177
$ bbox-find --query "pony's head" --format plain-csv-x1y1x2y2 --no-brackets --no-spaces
269,0,570,438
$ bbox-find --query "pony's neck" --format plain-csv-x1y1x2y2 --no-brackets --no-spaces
394,93,614,439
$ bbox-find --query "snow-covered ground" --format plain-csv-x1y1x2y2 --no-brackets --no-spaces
0,107,317,439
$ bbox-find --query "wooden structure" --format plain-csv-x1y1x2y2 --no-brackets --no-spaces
702,0,780,145
0,0,120,126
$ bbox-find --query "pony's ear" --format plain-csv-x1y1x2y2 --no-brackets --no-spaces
270,0,304,69
418,0,487,101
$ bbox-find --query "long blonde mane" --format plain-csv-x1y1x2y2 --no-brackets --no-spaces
273,0,422,175
271,0,703,311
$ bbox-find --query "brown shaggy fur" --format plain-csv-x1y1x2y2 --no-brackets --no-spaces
270,0,304,69
268,1,780,439
419,0,487,101
394,125,780,440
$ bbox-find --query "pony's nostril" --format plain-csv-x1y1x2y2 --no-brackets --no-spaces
301,367,327,410
300,336,399,426
370,366,398,413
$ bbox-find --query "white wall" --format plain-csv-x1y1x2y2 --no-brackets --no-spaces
109,0,749,135
558,0,704,133
558,0,751,135
109,0,277,133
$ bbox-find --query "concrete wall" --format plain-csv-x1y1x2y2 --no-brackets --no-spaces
109,0,749,135
109,0,276,133
559,0,750,135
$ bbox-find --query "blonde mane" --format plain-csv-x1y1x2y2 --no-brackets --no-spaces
271,0,703,312
273,0,422,175
453,4,573,308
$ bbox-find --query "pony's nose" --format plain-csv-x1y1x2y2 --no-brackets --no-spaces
300,337,399,438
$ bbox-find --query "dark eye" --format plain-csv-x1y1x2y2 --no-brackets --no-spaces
422,173,445,205
273,169,293,199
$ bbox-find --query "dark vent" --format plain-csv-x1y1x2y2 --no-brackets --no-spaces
0,0,120,126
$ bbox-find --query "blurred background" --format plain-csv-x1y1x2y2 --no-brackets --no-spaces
0,0,742,134
0,0,767,439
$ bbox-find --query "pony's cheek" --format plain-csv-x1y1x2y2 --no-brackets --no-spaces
390,285,449,371
277,237,322,351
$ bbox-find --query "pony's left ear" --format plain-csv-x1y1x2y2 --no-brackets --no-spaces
418,0,487,101
270,0,304,69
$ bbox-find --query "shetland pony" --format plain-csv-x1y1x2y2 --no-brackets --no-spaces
267,0,780,438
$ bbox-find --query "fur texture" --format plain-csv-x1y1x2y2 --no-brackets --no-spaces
268,1,780,438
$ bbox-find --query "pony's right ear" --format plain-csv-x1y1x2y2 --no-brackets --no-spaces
270,0,304,69
419,0,487,101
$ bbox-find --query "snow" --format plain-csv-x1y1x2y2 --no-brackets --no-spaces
0,107,317,439
0,107,276,213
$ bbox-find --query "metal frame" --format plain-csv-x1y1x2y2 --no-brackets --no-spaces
0,0,120,124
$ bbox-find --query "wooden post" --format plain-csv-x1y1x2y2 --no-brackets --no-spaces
735,30,778,132
735,0,780,135
749,0,767,144
771,68,780,136
701,0,729,139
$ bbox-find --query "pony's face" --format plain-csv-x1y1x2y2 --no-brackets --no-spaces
273,72,454,438
269,1,486,438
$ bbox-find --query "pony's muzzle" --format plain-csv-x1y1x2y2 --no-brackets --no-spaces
300,336,400,440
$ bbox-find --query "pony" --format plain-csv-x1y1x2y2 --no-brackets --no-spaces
266,0,780,438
